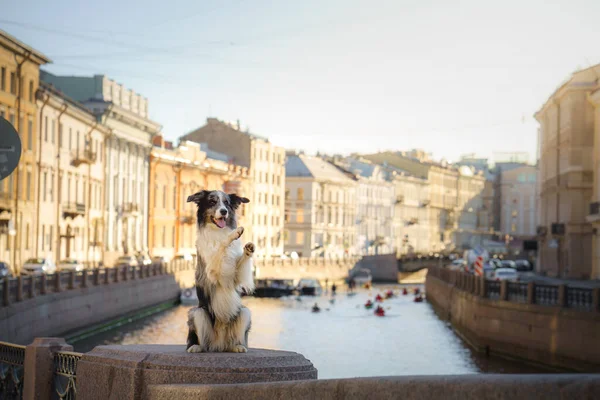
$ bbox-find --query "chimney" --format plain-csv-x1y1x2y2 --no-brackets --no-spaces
152,135,164,147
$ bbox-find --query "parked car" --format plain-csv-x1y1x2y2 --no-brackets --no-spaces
493,267,519,282
114,255,138,267
0,261,12,279
151,256,169,266
447,259,466,271
500,260,517,269
514,259,533,272
21,258,57,275
136,253,152,266
57,259,84,272
488,259,503,269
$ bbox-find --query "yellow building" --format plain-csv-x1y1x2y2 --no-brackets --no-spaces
149,136,251,260
0,30,50,271
536,65,598,278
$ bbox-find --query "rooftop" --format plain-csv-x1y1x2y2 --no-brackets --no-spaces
286,153,354,183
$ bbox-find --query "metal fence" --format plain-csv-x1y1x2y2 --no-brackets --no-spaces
428,266,600,312
53,351,83,400
0,341,25,400
0,259,195,308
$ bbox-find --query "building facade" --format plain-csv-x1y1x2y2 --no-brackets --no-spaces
148,137,250,260
383,167,431,256
0,30,50,271
41,72,161,266
35,83,110,267
284,153,357,258
585,83,600,279
181,118,286,257
454,166,488,249
498,165,537,239
535,65,597,278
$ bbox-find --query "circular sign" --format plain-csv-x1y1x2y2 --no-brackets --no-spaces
0,116,21,181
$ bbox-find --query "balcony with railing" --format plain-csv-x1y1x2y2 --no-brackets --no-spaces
588,201,600,223
62,202,86,219
71,148,97,167
119,202,140,217
179,210,195,225
0,192,12,214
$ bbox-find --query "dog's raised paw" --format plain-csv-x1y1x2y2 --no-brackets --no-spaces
244,242,255,255
228,226,244,242
187,345,203,353
230,345,248,353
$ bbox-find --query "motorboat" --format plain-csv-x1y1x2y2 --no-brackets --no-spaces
180,287,198,305
312,303,321,313
402,288,408,296
414,294,424,303
297,278,323,296
385,290,394,299
364,300,374,309
375,294,384,303
253,279,295,298
374,306,385,317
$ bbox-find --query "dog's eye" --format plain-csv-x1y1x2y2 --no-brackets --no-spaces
209,199,216,205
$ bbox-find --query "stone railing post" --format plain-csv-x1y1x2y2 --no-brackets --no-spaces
527,282,535,304
593,288,600,312
153,263,158,276
29,276,36,298
40,274,47,295
16,276,23,302
104,268,110,285
480,276,486,297
81,270,88,288
114,266,120,283
54,272,61,293
558,284,567,308
123,266,129,281
3,278,10,306
68,271,75,290
23,337,74,400
93,268,100,285
132,266,138,280
500,280,508,301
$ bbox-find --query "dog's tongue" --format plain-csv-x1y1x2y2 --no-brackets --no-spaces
215,218,226,228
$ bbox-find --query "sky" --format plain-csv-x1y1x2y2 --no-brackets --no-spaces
2,0,600,163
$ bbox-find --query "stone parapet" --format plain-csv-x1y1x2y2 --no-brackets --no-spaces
76,345,317,400
146,374,600,400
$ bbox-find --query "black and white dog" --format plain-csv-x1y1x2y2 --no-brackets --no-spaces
185,190,255,353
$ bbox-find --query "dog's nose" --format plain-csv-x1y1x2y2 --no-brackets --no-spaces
219,208,228,216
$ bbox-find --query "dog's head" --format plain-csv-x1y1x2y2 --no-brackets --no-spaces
187,190,249,230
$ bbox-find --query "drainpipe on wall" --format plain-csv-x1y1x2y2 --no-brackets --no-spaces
54,104,68,261
34,92,50,255
85,122,98,266
12,50,31,271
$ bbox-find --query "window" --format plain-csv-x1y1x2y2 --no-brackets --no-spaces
76,131,80,152
258,193,262,203
75,178,79,202
51,119,55,144
285,189,290,200
29,80,34,102
42,225,45,250
26,172,31,201
43,172,47,202
163,185,167,208
58,123,63,148
9,113,14,125
25,224,30,249
27,119,33,150
297,209,304,223
0,67,5,91
296,232,304,245
49,227,53,251
10,72,16,94
173,187,177,210
44,116,48,142
69,128,72,149
162,226,166,247
172,227,175,246
297,188,304,200
284,211,289,222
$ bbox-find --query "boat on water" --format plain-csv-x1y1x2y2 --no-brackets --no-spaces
364,300,374,309
375,294,384,303
253,279,295,298
348,268,372,287
180,287,198,305
297,278,323,296
414,294,424,303
312,303,321,313
374,305,385,317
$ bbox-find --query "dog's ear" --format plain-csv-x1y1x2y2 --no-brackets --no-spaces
187,190,210,204
228,193,250,209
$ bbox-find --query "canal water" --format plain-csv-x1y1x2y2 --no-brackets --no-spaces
74,285,550,379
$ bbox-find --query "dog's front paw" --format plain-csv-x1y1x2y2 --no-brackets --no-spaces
244,242,255,256
227,227,244,243
187,345,203,353
230,344,247,353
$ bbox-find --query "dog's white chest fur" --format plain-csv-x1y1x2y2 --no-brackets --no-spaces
196,227,244,272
